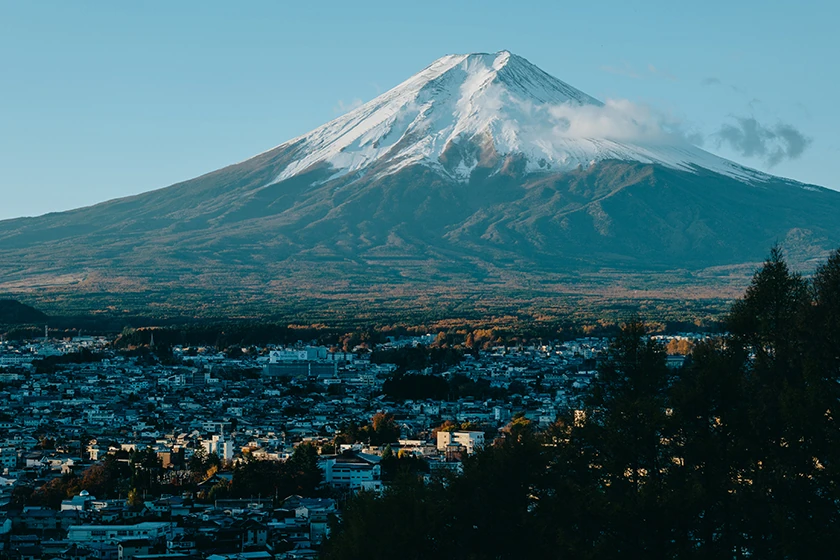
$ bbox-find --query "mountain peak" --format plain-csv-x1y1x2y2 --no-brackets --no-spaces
427,50,515,71
268,51,763,186
408,50,601,108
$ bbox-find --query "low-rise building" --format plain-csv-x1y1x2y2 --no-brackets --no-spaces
67,521,174,542
320,452,382,492
436,431,485,455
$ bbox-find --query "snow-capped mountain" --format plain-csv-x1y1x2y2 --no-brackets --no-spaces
268,51,762,186
0,51,838,317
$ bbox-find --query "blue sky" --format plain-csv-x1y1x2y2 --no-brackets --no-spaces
0,0,836,220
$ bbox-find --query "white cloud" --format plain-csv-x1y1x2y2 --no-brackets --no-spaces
547,100,675,143
513,98,699,147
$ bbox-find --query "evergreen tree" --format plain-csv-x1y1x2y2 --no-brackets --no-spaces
447,421,547,559
582,319,673,559
286,442,323,495
669,339,750,557
726,247,831,557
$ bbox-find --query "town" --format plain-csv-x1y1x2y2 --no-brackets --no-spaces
0,327,699,559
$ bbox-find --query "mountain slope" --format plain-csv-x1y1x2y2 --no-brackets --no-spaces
0,51,838,317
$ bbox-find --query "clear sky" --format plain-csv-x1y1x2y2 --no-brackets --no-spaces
1,0,837,220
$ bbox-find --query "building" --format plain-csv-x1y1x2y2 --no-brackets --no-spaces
282,496,337,520
320,452,382,492
436,431,485,455
269,349,309,362
264,362,310,378
263,361,337,379
67,522,174,542
202,435,234,462
0,447,17,470
61,490,97,512
264,347,337,378
157,448,184,469
268,347,328,362
118,538,151,559
0,353,33,366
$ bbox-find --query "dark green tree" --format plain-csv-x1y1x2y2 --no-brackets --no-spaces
286,442,323,496
580,319,674,559
668,338,750,557
724,247,834,557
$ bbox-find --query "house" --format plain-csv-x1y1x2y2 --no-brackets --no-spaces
166,532,197,555
118,538,151,560
308,512,330,545
15,506,80,534
281,496,337,520
239,518,268,546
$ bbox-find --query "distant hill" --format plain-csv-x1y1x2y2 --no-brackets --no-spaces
0,299,48,325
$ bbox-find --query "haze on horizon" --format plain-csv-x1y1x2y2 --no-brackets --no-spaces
0,0,837,220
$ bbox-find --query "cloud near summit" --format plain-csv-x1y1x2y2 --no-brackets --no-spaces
545,99,692,145
520,98,811,168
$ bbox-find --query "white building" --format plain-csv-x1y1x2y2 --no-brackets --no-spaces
67,521,174,542
436,431,485,455
61,490,97,512
269,349,310,362
202,435,234,462
320,452,382,492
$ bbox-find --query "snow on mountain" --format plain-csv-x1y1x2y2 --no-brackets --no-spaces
267,51,765,186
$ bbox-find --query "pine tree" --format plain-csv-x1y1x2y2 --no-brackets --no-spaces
669,338,750,557
726,247,830,557
582,319,673,559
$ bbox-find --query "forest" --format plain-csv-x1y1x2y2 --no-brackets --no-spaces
322,248,840,560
